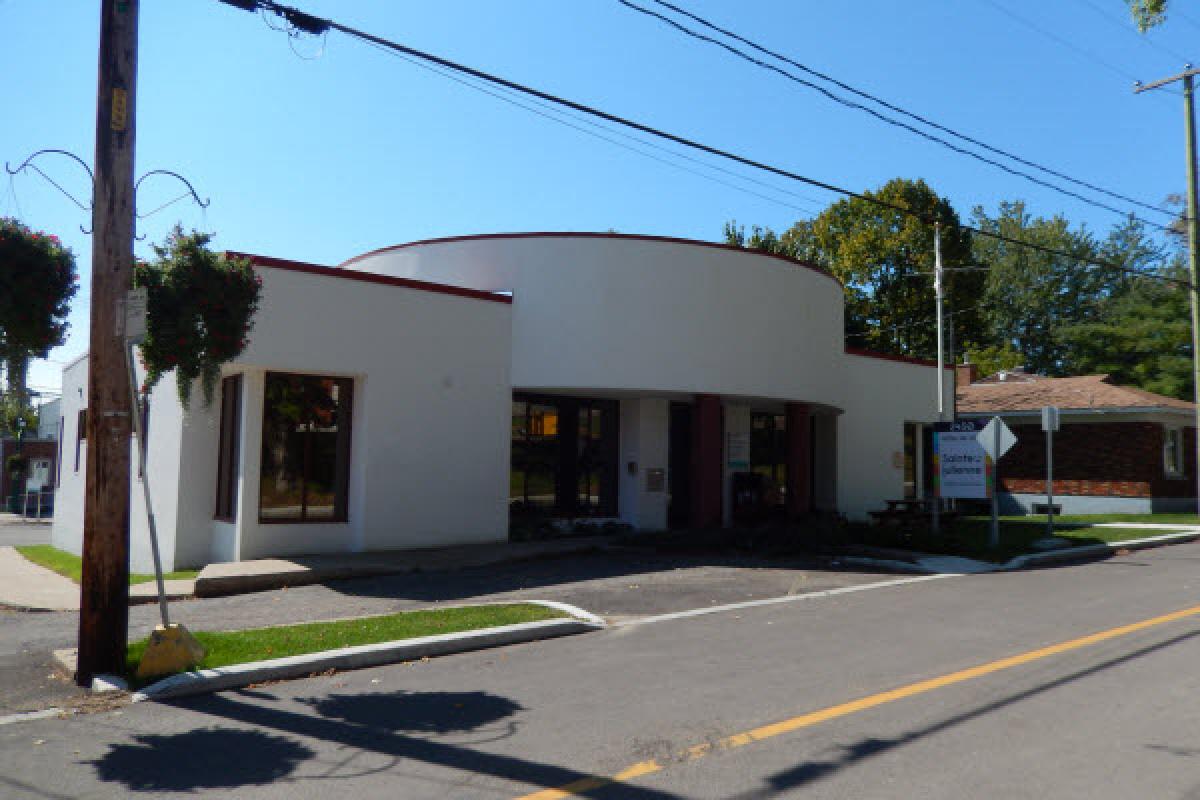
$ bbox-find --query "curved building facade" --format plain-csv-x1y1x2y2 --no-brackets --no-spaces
54,233,952,570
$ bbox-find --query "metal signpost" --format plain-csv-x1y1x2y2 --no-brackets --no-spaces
977,416,1018,548
1042,406,1060,538
122,288,171,628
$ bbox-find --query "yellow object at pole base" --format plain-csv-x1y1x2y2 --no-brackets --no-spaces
136,624,206,679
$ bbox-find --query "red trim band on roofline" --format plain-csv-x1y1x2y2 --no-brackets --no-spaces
337,231,840,286
845,346,954,369
226,252,513,305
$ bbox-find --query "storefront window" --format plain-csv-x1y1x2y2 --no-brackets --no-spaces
750,412,787,508
511,394,617,517
260,373,353,522
511,400,559,510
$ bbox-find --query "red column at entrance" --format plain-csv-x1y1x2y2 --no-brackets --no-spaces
786,402,812,518
691,394,723,528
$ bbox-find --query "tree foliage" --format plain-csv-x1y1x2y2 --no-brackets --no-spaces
728,179,982,358
724,179,1190,399
134,227,262,408
0,217,79,401
1128,0,1168,31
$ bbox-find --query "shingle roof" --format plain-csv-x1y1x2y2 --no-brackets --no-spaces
956,373,1194,413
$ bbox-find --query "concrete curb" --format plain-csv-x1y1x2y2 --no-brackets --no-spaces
131,615,604,703
844,529,1200,575
1004,529,1200,569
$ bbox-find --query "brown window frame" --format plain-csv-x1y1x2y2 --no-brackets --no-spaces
55,417,64,488
215,375,243,521
258,372,354,524
74,408,87,473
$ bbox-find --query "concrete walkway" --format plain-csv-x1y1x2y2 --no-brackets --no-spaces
194,536,613,596
0,546,196,611
0,546,78,611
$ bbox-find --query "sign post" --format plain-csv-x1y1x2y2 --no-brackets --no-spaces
1042,406,1060,538
977,416,1018,549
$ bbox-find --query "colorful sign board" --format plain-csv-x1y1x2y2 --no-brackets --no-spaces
934,419,991,499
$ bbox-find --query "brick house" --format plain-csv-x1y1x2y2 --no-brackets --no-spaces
956,366,1197,514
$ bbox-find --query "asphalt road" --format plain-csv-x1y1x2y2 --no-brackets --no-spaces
4,543,1200,798
0,516,51,548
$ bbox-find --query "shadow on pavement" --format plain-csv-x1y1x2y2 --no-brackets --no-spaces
90,688,687,798
724,627,1200,799
303,690,524,735
90,728,314,792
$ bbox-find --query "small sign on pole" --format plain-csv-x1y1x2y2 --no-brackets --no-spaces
123,287,147,344
976,416,1016,548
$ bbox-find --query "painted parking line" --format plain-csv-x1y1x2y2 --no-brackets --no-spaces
615,573,958,628
515,602,1200,799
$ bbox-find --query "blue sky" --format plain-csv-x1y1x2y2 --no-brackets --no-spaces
2,0,1196,394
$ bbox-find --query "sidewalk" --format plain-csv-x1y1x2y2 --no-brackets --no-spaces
0,546,195,612
0,546,78,611
194,535,612,596
0,536,613,610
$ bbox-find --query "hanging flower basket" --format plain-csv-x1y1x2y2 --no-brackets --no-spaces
0,217,79,363
134,226,262,408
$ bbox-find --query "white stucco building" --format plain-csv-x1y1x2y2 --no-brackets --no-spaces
54,233,952,571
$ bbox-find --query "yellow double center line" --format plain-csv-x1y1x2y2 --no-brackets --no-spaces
516,602,1200,799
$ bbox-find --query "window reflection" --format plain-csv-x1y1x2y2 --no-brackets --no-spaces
260,373,353,523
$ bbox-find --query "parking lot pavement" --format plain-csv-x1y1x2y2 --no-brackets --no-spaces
0,516,51,548
0,548,900,712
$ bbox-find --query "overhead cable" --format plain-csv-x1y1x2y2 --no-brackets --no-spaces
218,0,1189,287
621,0,1175,225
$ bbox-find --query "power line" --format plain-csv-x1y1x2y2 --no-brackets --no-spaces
982,0,1144,83
358,37,824,215
619,0,1175,226
220,0,1188,288
1071,0,1192,65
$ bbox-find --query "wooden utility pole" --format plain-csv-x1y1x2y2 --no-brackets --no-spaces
77,0,139,686
1134,64,1200,515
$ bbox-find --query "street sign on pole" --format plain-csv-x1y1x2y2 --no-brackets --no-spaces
976,416,1017,461
976,416,1016,549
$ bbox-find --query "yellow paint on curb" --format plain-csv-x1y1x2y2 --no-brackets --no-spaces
515,603,1200,799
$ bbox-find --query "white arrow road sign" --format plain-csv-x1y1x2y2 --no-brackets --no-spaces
977,416,1017,460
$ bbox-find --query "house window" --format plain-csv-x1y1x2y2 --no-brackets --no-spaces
215,375,242,521
510,394,618,517
1164,427,1184,478
259,372,353,523
74,408,87,473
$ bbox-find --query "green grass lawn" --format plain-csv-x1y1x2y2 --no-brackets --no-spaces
15,545,200,586
845,516,1187,564
126,602,567,683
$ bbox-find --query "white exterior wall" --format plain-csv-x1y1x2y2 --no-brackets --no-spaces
837,352,954,520
51,357,87,560
346,236,847,406
202,264,513,561
54,263,512,570
617,398,669,530
36,398,61,441
51,354,188,573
